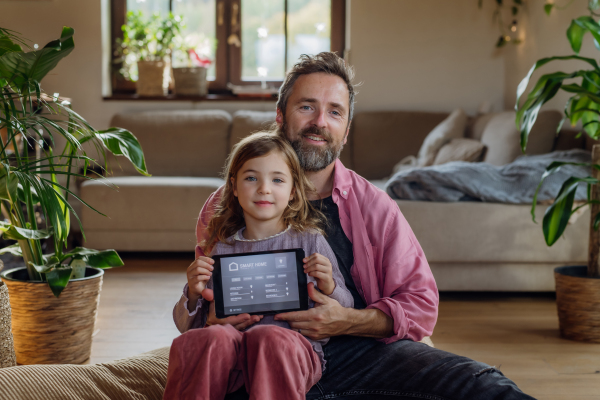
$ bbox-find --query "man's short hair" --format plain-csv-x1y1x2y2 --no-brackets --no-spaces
277,52,356,122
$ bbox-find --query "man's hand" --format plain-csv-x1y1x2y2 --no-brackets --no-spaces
206,300,263,331
303,253,335,295
274,282,349,340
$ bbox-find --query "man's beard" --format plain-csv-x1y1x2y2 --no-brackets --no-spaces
280,123,344,172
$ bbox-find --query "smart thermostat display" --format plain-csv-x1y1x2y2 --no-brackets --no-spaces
213,248,308,318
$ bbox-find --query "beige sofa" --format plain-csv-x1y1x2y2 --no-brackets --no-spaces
79,109,590,291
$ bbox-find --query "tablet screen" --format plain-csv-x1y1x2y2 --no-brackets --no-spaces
214,249,307,317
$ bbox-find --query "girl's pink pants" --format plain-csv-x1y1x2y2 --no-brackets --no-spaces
163,324,322,400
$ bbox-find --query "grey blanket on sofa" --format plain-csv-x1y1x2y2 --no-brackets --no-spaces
385,149,592,203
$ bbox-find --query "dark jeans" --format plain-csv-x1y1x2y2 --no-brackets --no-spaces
225,335,536,400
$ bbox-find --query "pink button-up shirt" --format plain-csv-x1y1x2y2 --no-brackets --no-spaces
195,159,439,343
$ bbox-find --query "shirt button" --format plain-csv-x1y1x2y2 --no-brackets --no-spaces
343,190,347,195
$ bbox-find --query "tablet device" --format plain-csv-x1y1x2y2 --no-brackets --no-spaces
212,248,308,319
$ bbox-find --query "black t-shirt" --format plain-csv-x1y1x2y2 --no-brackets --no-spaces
310,196,367,309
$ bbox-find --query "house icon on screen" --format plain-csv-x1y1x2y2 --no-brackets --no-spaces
229,262,239,271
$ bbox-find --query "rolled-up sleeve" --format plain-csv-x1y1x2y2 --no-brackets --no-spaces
173,284,209,333
366,206,438,344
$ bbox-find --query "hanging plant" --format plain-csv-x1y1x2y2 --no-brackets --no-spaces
479,0,524,47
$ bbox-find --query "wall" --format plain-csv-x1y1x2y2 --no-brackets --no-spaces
504,1,597,112
0,0,595,128
349,0,504,115
0,0,275,131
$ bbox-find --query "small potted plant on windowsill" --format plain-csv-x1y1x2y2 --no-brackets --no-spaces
516,2,600,343
172,33,213,97
116,11,182,96
0,26,149,364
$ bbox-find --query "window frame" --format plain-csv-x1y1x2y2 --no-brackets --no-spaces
110,0,346,95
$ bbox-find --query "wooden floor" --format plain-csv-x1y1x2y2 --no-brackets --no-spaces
91,255,600,400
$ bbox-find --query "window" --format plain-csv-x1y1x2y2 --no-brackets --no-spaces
110,0,346,95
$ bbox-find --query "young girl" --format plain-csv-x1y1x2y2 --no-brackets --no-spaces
164,132,353,400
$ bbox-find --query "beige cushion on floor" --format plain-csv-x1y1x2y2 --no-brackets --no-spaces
417,108,468,167
480,110,562,166
433,138,486,165
108,110,232,177
0,347,170,400
229,110,276,150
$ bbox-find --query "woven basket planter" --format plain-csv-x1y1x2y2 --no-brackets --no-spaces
0,281,16,368
0,266,103,364
137,60,170,97
555,266,600,343
173,67,208,96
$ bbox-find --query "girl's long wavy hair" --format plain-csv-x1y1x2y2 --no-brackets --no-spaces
202,131,325,254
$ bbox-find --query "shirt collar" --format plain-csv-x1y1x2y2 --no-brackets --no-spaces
332,159,352,200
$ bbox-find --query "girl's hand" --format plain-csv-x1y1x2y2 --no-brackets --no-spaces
186,256,214,312
303,253,335,295
206,301,263,331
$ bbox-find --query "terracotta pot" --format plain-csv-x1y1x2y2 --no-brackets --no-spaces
555,265,600,343
0,266,103,364
137,60,170,96
173,67,208,96
0,281,16,368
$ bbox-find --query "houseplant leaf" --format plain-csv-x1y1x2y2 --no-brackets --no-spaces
64,247,124,269
0,26,74,92
0,221,52,240
45,266,72,297
0,243,22,256
543,176,600,245
0,163,18,201
16,183,40,204
567,18,587,53
84,128,150,176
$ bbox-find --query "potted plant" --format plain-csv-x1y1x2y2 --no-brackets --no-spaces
116,11,182,96
516,1,600,343
172,33,213,96
0,26,149,364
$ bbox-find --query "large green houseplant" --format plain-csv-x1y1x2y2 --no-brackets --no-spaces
516,1,600,342
0,26,149,363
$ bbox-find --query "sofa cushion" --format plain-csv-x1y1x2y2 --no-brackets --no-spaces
351,111,449,180
480,110,562,166
0,347,169,400
229,110,276,150
397,200,588,264
108,110,232,177
433,138,486,165
80,177,224,251
417,108,468,166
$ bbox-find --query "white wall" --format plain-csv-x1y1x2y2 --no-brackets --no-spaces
0,0,595,128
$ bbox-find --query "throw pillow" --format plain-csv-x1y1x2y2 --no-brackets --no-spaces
480,110,562,166
433,138,487,165
417,108,468,166
464,112,498,141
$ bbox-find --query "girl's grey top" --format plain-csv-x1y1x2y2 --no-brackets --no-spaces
173,227,354,369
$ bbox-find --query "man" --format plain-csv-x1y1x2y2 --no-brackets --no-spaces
178,53,534,400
